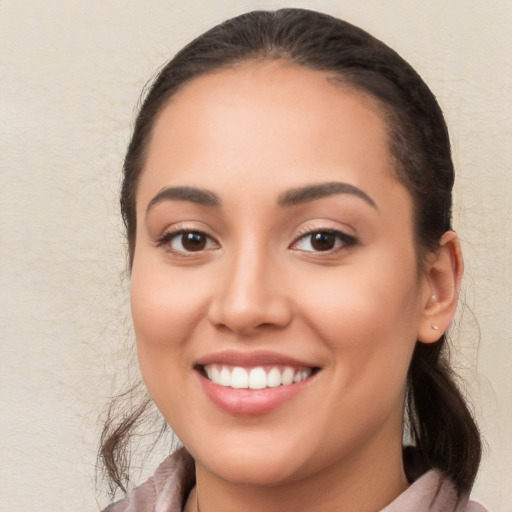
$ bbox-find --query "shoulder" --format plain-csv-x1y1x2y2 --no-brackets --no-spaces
466,500,490,512
101,448,195,512
380,470,490,512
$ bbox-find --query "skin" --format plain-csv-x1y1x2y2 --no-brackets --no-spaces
130,61,461,512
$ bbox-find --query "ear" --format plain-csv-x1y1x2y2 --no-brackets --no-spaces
417,231,463,343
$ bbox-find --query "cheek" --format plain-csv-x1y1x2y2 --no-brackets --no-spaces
130,251,205,344
129,254,207,399
299,263,419,339
129,269,204,430
294,251,421,379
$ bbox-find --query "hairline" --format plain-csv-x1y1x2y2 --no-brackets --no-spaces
128,57,431,269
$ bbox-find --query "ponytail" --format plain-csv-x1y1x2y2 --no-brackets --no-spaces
407,337,481,494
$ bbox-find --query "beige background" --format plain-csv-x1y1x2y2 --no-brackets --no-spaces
0,1,510,510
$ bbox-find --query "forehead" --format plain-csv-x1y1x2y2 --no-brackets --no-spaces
139,60,402,209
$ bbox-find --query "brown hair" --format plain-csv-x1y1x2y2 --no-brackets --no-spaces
100,7,481,496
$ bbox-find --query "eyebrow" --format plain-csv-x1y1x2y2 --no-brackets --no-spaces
146,186,221,213
278,182,377,209
146,181,376,213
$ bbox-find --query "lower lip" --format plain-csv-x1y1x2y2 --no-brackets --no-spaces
198,371,314,415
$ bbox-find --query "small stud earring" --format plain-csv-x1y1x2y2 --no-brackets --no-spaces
431,323,439,330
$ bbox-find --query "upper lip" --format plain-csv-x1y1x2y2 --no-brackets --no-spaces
195,350,320,368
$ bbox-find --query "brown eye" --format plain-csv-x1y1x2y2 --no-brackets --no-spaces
310,232,336,251
180,232,207,251
161,230,218,254
292,229,357,253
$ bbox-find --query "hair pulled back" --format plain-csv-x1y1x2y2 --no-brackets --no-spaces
101,7,481,496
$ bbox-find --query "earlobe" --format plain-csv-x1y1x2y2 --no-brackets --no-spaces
417,231,463,343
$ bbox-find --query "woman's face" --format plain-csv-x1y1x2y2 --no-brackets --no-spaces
131,61,432,486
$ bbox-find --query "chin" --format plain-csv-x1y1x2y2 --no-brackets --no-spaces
189,432,314,486
207,455,303,486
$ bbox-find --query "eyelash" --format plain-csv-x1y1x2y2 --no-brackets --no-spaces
290,228,358,254
155,227,358,256
155,229,219,256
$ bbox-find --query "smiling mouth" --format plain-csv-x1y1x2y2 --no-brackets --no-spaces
199,364,318,390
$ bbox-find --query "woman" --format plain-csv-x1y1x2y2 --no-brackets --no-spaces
100,8,486,511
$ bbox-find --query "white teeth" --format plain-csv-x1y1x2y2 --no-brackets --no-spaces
204,364,313,389
293,369,309,383
231,367,249,388
267,367,281,388
281,367,295,385
211,366,220,383
219,367,231,386
249,367,267,389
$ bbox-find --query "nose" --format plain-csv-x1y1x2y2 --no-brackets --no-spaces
207,245,293,336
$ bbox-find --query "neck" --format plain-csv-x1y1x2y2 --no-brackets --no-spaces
189,433,409,512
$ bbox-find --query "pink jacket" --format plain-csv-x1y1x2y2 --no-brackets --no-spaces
102,449,488,512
